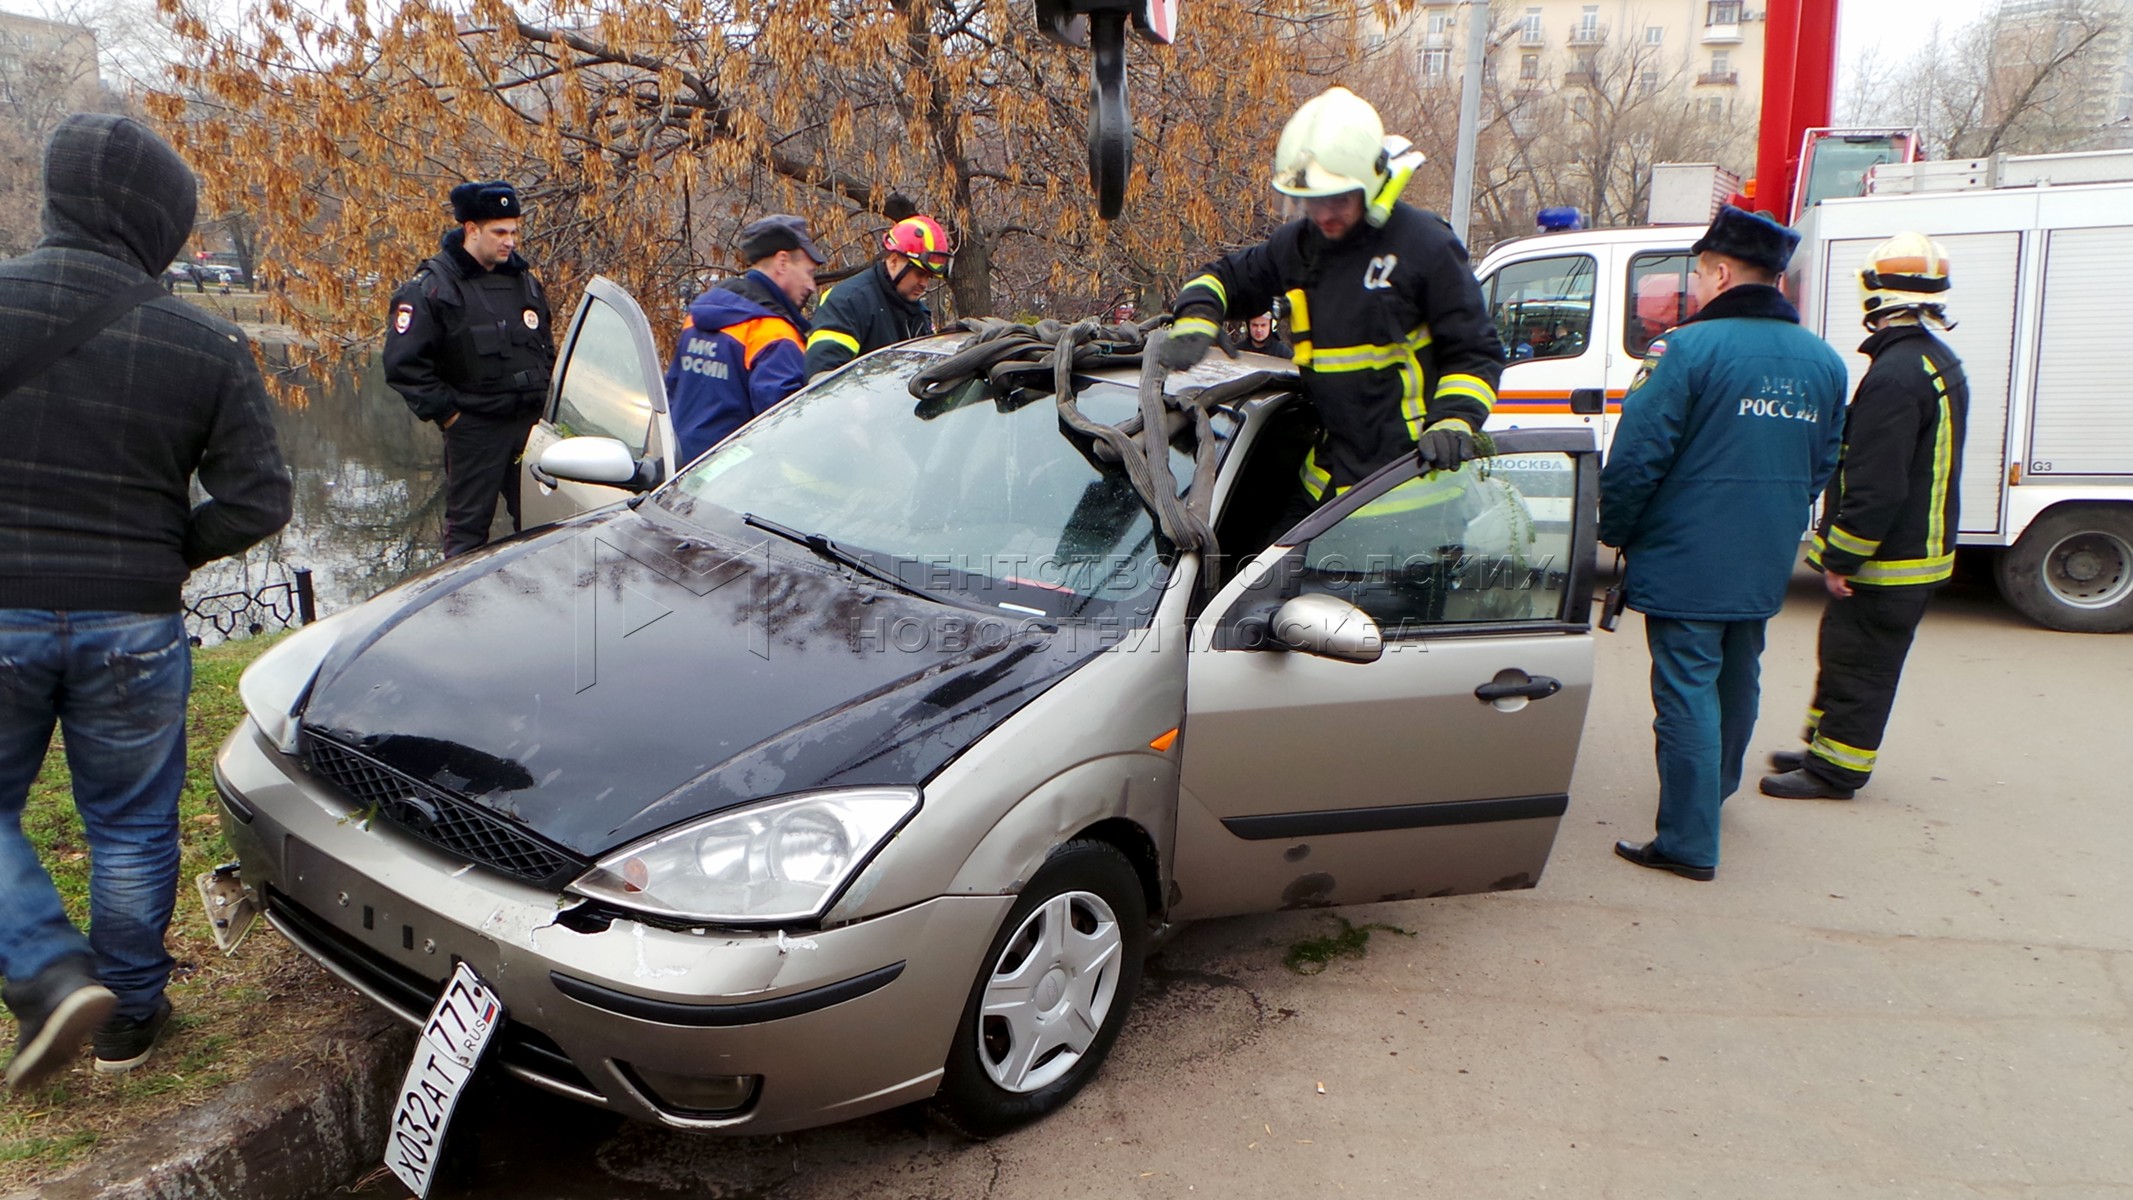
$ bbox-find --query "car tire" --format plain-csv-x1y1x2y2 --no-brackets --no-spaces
1995,505,2133,633
930,839,1148,1139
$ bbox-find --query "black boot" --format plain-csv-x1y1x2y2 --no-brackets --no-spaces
1759,768,1856,800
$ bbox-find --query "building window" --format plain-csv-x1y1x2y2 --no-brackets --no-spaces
1421,48,1451,77
1427,9,1452,36
1520,52,1540,80
1640,68,1659,92
1710,51,1730,75
1646,25,1664,45
1571,95,1591,119
1577,50,1598,75
1708,1,1743,24
1521,7,1543,43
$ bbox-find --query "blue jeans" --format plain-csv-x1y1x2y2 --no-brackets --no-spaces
0,611,190,1021
1644,616,1766,871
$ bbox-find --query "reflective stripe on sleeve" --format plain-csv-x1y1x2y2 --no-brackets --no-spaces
1826,526,1881,557
806,328,861,354
1184,273,1228,313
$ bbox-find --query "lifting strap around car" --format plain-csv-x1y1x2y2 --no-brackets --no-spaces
908,317,1296,557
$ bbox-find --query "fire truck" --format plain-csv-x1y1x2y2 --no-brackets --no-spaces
1470,2,2133,634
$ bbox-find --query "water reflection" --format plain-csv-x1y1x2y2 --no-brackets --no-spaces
187,352,447,633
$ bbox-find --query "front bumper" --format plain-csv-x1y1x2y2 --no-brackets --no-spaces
213,718,1010,1133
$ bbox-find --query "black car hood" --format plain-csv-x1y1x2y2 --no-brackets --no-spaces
299,506,1100,857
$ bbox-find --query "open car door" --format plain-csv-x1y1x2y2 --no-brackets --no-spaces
1171,429,1599,920
519,275,678,528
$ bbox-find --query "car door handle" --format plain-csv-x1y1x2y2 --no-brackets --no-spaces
1569,388,1605,415
1474,675,1562,703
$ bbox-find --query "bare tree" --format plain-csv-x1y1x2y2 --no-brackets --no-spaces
1843,0,2129,159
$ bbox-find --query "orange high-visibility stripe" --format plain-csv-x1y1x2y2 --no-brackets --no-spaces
729,316,801,368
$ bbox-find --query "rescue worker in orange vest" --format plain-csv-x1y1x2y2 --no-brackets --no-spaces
664,215,824,464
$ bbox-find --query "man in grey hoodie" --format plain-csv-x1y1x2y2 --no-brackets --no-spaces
0,115,291,1089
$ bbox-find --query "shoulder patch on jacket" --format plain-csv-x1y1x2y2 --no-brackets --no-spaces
1626,338,1666,393
393,303,414,334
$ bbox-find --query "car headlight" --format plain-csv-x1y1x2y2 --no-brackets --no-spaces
569,788,921,924
237,614,345,755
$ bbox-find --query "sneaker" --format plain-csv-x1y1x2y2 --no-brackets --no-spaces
93,998,172,1075
3,956,117,1091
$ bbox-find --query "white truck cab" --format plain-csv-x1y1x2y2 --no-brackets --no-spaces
1473,147,2133,633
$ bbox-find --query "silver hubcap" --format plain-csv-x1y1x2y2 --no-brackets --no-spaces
2042,530,2133,610
977,890,1123,1094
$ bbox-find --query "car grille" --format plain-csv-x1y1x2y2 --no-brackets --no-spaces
264,887,602,1100
303,733,587,888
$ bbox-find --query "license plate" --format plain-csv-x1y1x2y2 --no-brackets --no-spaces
384,962,504,1198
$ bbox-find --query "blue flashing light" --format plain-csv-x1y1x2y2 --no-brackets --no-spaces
1536,206,1586,232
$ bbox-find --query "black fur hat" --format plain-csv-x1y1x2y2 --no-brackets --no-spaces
450,180,520,224
1691,205,1800,274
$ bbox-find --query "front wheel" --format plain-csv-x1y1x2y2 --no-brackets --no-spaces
931,840,1148,1139
1996,505,2133,632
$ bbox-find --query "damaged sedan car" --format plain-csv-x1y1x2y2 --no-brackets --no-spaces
214,278,1600,1137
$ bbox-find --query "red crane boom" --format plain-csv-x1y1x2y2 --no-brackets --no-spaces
1752,0,1843,220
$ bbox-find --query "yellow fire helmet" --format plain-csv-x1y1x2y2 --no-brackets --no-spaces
1858,231,1954,329
1272,87,1423,228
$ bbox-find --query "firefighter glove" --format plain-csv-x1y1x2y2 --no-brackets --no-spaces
1415,420,1479,474
1157,309,1221,372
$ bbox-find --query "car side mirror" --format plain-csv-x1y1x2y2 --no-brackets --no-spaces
539,437,648,489
1270,593,1383,663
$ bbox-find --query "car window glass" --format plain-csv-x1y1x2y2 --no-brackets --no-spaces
1626,252,1701,357
1296,453,1578,632
1485,255,1595,362
552,297,652,456
660,350,1235,620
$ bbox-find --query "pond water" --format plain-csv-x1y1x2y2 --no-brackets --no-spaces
184,354,449,641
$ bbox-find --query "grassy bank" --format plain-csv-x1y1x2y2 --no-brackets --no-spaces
0,633,368,1189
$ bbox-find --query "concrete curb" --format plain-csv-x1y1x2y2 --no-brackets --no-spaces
13,1009,412,1200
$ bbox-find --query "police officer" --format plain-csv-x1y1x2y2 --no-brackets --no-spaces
384,180,555,558
1600,206,1849,881
1762,233,1968,801
1157,87,1503,520
803,213,950,379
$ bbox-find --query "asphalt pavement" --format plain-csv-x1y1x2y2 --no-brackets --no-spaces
328,567,2133,1200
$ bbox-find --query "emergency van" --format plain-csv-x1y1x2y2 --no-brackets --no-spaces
1472,146,2133,634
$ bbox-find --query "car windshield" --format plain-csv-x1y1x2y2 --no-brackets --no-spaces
653,350,1236,620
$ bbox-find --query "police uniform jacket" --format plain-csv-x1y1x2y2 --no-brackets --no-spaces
1170,201,1503,495
384,228,555,425
1599,283,1849,621
803,260,932,379
1807,323,1968,587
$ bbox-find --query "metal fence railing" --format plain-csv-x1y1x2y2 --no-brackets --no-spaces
183,567,317,646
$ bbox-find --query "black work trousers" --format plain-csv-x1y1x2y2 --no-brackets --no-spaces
1801,583,1936,790
441,409,538,559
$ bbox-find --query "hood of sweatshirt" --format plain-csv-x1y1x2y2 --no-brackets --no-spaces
38,114,198,276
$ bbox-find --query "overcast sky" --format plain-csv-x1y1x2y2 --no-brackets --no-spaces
1835,0,1995,84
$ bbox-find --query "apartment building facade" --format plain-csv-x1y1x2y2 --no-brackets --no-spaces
1405,0,1767,124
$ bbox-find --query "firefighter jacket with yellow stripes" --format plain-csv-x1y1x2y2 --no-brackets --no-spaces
1170,202,1504,495
802,260,932,379
1807,322,1969,587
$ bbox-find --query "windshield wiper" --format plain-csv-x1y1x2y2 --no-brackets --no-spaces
742,513,983,613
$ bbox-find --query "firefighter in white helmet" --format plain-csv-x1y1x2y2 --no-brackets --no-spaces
1763,231,1969,800
1158,87,1504,519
